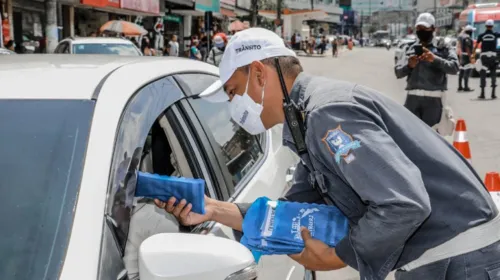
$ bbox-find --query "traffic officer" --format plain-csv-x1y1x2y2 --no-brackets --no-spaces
473,19,499,99
155,28,500,279
395,13,459,128
458,25,476,92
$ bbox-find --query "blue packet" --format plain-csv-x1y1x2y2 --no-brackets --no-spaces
135,171,206,214
241,197,349,256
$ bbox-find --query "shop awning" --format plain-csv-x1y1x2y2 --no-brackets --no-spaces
259,9,328,21
220,7,237,18
75,3,160,16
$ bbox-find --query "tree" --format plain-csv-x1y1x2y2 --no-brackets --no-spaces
249,0,287,27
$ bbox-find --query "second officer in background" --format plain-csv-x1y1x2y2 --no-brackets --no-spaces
395,12,459,128
473,19,499,99
457,25,476,92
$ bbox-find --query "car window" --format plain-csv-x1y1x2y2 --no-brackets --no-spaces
0,99,95,280
73,43,141,56
176,74,265,191
99,75,218,280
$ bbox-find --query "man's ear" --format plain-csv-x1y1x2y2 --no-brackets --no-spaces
250,60,267,87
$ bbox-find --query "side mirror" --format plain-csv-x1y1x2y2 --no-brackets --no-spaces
139,233,257,280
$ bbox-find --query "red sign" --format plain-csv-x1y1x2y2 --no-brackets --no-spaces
81,0,119,8
121,0,160,14
81,0,107,7
108,0,119,8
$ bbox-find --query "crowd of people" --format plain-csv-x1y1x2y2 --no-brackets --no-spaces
290,32,359,57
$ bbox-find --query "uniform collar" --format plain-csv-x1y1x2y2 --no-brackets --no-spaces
282,72,313,148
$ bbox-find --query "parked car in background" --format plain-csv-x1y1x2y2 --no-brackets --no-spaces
54,37,142,56
394,36,417,64
0,55,311,280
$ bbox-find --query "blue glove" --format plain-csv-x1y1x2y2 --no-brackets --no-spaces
135,171,206,214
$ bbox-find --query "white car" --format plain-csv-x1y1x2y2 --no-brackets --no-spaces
394,38,417,64
0,55,309,280
54,37,142,56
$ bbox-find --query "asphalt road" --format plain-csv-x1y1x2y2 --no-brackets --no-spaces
297,46,500,280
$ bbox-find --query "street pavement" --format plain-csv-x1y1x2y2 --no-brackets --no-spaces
297,46,500,280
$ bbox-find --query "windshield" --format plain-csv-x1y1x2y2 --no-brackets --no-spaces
73,43,141,56
473,21,500,40
0,100,94,280
373,31,390,39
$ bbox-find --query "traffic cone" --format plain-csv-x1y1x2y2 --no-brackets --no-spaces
484,172,500,209
453,119,471,163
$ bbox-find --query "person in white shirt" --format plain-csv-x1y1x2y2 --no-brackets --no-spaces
168,35,179,57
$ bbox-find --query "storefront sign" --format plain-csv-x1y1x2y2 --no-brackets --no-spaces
107,0,119,8
121,0,160,14
195,0,220,12
81,0,107,7
81,0,119,8
164,14,182,23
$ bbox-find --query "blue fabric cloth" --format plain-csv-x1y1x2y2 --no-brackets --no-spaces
135,171,206,214
241,197,348,260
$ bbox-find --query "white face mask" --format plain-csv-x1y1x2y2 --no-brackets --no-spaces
229,72,266,135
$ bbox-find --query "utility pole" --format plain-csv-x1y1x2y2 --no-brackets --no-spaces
251,0,258,27
277,0,282,37
45,0,58,53
311,0,314,10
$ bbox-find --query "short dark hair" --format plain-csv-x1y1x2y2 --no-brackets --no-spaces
240,56,303,78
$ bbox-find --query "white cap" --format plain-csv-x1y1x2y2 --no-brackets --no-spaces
415,13,435,28
219,28,296,85
214,35,224,45
464,25,476,31
486,19,494,27
198,28,296,102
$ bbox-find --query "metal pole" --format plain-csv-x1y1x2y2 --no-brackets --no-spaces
277,0,282,37
45,0,58,53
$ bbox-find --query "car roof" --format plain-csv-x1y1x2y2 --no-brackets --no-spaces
66,37,135,45
0,55,217,100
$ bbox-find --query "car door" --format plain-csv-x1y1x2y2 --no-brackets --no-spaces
96,74,225,280
173,73,302,280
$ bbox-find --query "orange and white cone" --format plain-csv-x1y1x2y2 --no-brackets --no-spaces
453,119,471,163
484,172,500,209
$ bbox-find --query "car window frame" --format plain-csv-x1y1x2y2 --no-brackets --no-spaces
173,73,269,201
97,74,218,280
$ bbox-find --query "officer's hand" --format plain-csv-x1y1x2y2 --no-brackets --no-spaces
408,55,419,68
154,196,216,226
419,47,435,62
289,227,347,271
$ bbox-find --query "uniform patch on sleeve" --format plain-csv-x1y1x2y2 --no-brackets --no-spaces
322,126,361,164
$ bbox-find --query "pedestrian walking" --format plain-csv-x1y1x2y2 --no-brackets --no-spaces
141,37,156,56
473,19,499,99
189,39,202,60
395,13,459,128
156,27,500,280
457,25,475,92
168,35,179,57
206,34,226,67
331,38,338,57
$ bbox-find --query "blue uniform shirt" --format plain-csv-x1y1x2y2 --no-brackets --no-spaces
236,72,497,280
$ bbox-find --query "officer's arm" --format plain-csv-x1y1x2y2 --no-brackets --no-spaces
395,44,411,79
432,44,459,74
472,34,483,57
307,97,431,279
232,161,324,239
